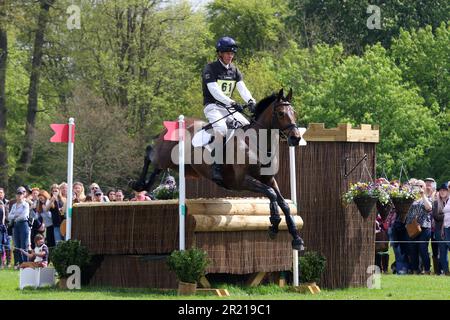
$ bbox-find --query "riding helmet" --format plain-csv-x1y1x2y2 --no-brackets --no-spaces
216,36,238,53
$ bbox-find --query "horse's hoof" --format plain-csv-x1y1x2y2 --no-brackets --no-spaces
292,238,305,251
268,226,278,239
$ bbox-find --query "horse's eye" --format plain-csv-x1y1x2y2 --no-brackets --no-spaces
277,111,284,118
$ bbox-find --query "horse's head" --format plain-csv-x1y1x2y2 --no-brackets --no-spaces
254,88,301,146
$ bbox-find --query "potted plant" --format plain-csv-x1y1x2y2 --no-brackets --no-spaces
387,184,419,222
374,178,394,220
50,240,90,289
167,248,209,295
294,251,326,294
343,182,389,219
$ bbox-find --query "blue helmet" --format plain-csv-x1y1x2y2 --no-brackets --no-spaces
216,36,238,53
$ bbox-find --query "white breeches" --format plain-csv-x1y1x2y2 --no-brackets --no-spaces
204,103,250,137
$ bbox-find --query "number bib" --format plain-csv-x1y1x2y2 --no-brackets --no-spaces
217,79,236,97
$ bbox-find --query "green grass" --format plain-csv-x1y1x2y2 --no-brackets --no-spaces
1,269,449,300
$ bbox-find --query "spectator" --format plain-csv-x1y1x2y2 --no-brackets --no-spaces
29,190,47,250
424,178,437,200
30,188,40,212
0,188,12,268
424,177,439,274
106,189,116,202
93,189,109,203
432,182,450,275
73,182,86,203
8,186,31,269
405,179,433,274
19,234,49,269
59,182,68,199
0,188,9,268
45,184,64,245
375,214,389,273
115,189,126,202
89,183,109,202
130,191,152,202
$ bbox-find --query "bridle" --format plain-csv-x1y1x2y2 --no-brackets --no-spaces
271,101,298,141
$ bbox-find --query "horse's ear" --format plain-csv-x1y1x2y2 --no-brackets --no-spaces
286,88,293,102
277,88,284,101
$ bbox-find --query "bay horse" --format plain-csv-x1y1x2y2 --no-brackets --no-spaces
131,88,304,250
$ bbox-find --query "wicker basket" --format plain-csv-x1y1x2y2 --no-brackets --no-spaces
376,201,393,221
392,198,415,222
354,196,377,219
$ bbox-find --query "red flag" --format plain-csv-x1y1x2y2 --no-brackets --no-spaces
163,121,179,141
50,124,75,143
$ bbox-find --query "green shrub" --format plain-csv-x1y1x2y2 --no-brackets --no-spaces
50,240,90,278
153,186,179,200
299,251,326,284
167,248,209,284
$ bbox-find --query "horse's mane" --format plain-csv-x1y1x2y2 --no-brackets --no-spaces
254,94,277,119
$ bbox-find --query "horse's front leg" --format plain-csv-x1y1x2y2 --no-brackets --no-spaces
130,145,154,192
267,178,305,251
242,175,282,240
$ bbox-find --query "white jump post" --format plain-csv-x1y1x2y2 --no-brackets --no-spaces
65,118,75,240
178,115,186,251
289,146,299,286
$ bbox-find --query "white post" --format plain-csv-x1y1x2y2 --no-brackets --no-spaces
65,118,75,240
178,115,186,251
289,146,299,286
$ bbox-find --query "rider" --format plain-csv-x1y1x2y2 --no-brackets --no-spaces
202,36,256,185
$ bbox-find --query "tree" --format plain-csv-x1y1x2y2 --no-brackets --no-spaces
28,86,143,191
69,0,210,136
286,0,450,54
14,0,55,185
390,23,449,112
276,45,438,176
0,28,8,189
207,0,289,57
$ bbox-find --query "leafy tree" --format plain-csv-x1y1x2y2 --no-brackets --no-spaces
14,0,55,186
288,44,438,178
390,22,449,112
207,0,289,57
69,0,211,137
286,0,450,54
0,28,7,189
29,86,143,191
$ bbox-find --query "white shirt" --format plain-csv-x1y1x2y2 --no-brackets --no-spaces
443,200,450,227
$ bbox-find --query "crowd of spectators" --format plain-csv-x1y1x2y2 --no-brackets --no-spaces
0,176,177,269
375,177,450,276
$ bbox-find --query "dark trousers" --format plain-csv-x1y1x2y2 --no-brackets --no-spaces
409,227,431,272
46,226,55,248
375,253,389,273
392,221,410,274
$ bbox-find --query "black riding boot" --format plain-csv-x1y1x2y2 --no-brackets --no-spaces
212,163,224,185
211,136,225,186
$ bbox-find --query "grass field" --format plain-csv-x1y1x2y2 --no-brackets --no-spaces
0,268,449,300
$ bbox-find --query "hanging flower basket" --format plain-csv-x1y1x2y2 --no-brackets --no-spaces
354,196,377,219
376,201,393,221
392,198,415,222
